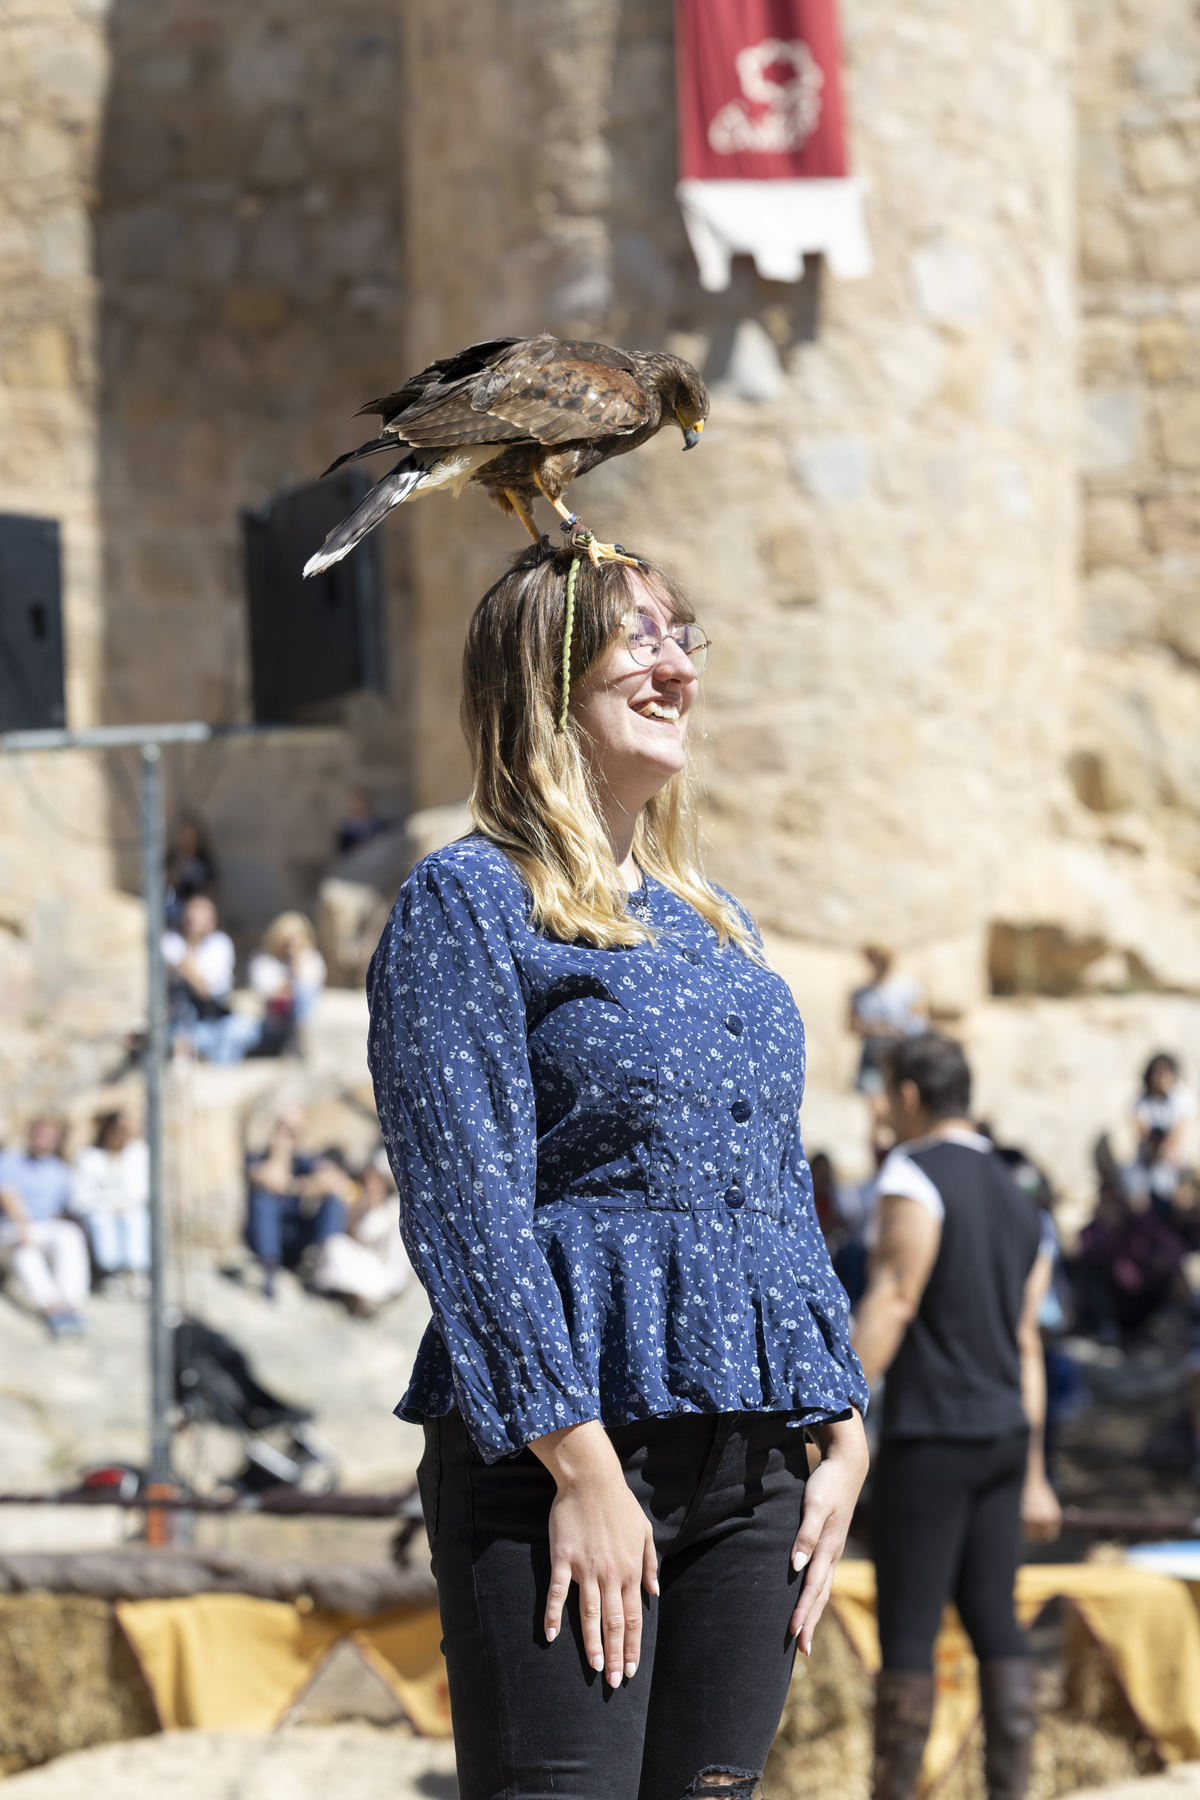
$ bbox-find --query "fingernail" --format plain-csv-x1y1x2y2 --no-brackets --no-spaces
608,1667,623,1687
625,1661,637,1678
793,1552,809,1572
546,1627,557,1643
592,1653,605,1671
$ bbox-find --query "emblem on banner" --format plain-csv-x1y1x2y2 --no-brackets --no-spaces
707,38,824,156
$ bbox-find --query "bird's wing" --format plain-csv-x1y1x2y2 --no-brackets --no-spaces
355,337,525,426
395,343,655,450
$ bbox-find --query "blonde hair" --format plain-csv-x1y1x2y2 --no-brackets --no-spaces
262,911,316,957
461,541,758,955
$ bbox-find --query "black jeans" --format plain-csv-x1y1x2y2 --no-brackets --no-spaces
419,1407,812,1800
872,1431,1030,1672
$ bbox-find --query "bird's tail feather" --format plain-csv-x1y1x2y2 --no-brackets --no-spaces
303,459,424,577
319,434,399,479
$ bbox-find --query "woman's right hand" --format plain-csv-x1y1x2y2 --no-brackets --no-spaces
529,1420,658,1688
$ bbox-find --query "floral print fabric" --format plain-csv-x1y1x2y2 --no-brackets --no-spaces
367,837,867,1463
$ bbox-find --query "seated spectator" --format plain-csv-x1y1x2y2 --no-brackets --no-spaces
1076,1165,1188,1341
313,1154,411,1316
244,1111,350,1299
163,895,262,1065
73,1111,150,1289
848,945,926,1095
1133,1052,1196,1176
164,812,216,929
0,1119,89,1336
247,913,327,1055
337,788,387,857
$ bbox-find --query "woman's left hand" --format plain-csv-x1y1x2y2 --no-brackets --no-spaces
789,1411,869,1655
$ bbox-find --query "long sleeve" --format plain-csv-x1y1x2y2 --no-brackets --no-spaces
368,856,600,1461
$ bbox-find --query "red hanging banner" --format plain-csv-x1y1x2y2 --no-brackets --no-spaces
676,0,848,182
674,0,870,291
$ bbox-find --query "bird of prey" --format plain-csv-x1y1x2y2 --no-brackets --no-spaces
302,334,709,577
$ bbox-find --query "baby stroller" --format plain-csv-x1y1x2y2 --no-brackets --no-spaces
174,1317,337,1494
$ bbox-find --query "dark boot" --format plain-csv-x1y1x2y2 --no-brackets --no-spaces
873,1668,935,1800
979,1657,1036,1800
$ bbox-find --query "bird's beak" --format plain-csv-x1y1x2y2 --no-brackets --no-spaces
681,418,704,451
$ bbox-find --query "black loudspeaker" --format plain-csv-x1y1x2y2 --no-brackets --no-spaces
242,471,385,724
0,514,65,731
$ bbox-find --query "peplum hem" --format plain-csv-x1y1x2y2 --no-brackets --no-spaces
397,1205,867,1463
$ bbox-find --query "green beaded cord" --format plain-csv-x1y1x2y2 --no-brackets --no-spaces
558,553,581,732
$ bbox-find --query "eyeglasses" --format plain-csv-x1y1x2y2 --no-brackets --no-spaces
626,613,712,674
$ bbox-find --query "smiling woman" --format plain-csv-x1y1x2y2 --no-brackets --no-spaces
461,541,739,954
366,537,869,1800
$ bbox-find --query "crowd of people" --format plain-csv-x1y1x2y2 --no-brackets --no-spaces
0,1112,149,1335
0,1102,411,1336
241,1107,410,1313
163,896,326,1065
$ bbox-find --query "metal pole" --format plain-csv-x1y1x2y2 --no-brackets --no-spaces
140,743,172,1486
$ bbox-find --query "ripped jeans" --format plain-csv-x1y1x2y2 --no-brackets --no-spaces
420,1407,815,1800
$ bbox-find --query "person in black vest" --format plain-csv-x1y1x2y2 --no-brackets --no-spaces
852,1034,1061,1800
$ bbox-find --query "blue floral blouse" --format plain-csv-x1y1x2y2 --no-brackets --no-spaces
367,836,867,1463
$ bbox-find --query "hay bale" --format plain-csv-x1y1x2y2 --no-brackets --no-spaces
0,1595,158,1777
765,1614,873,1800
764,1608,1158,1800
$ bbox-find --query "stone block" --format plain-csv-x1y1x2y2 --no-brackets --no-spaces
131,50,197,96
1145,489,1200,552
107,205,186,282
135,536,201,601
1129,129,1194,191
1083,493,1143,567
1142,197,1200,280
713,723,787,774
1134,38,1199,98
317,215,390,280
1081,318,1138,382
1079,206,1135,277
792,437,873,502
1139,315,1191,381
1160,567,1200,664
760,521,820,605
221,286,289,331
909,238,985,324
1,323,72,389
30,37,106,115
1081,566,1157,647
1080,386,1144,472
20,119,73,182
1159,390,1200,467
225,40,306,108
34,210,88,280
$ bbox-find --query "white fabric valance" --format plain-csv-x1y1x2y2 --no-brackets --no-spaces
676,176,872,292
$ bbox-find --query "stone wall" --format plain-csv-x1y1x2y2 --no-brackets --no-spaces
0,0,143,1121
403,0,1080,1000
94,0,414,933
1074,0,1200,949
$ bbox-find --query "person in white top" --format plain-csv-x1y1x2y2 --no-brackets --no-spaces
163,895,262,1064
849,946,926,1096
247,912,327,1054
313,1154,411,1315
1132,1053,1197,1185
73,1110,150,1282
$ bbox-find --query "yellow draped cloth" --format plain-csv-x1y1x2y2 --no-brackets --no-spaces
116,1593,452,1738
115,1559,1200,1773
829,1560,1200,1792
